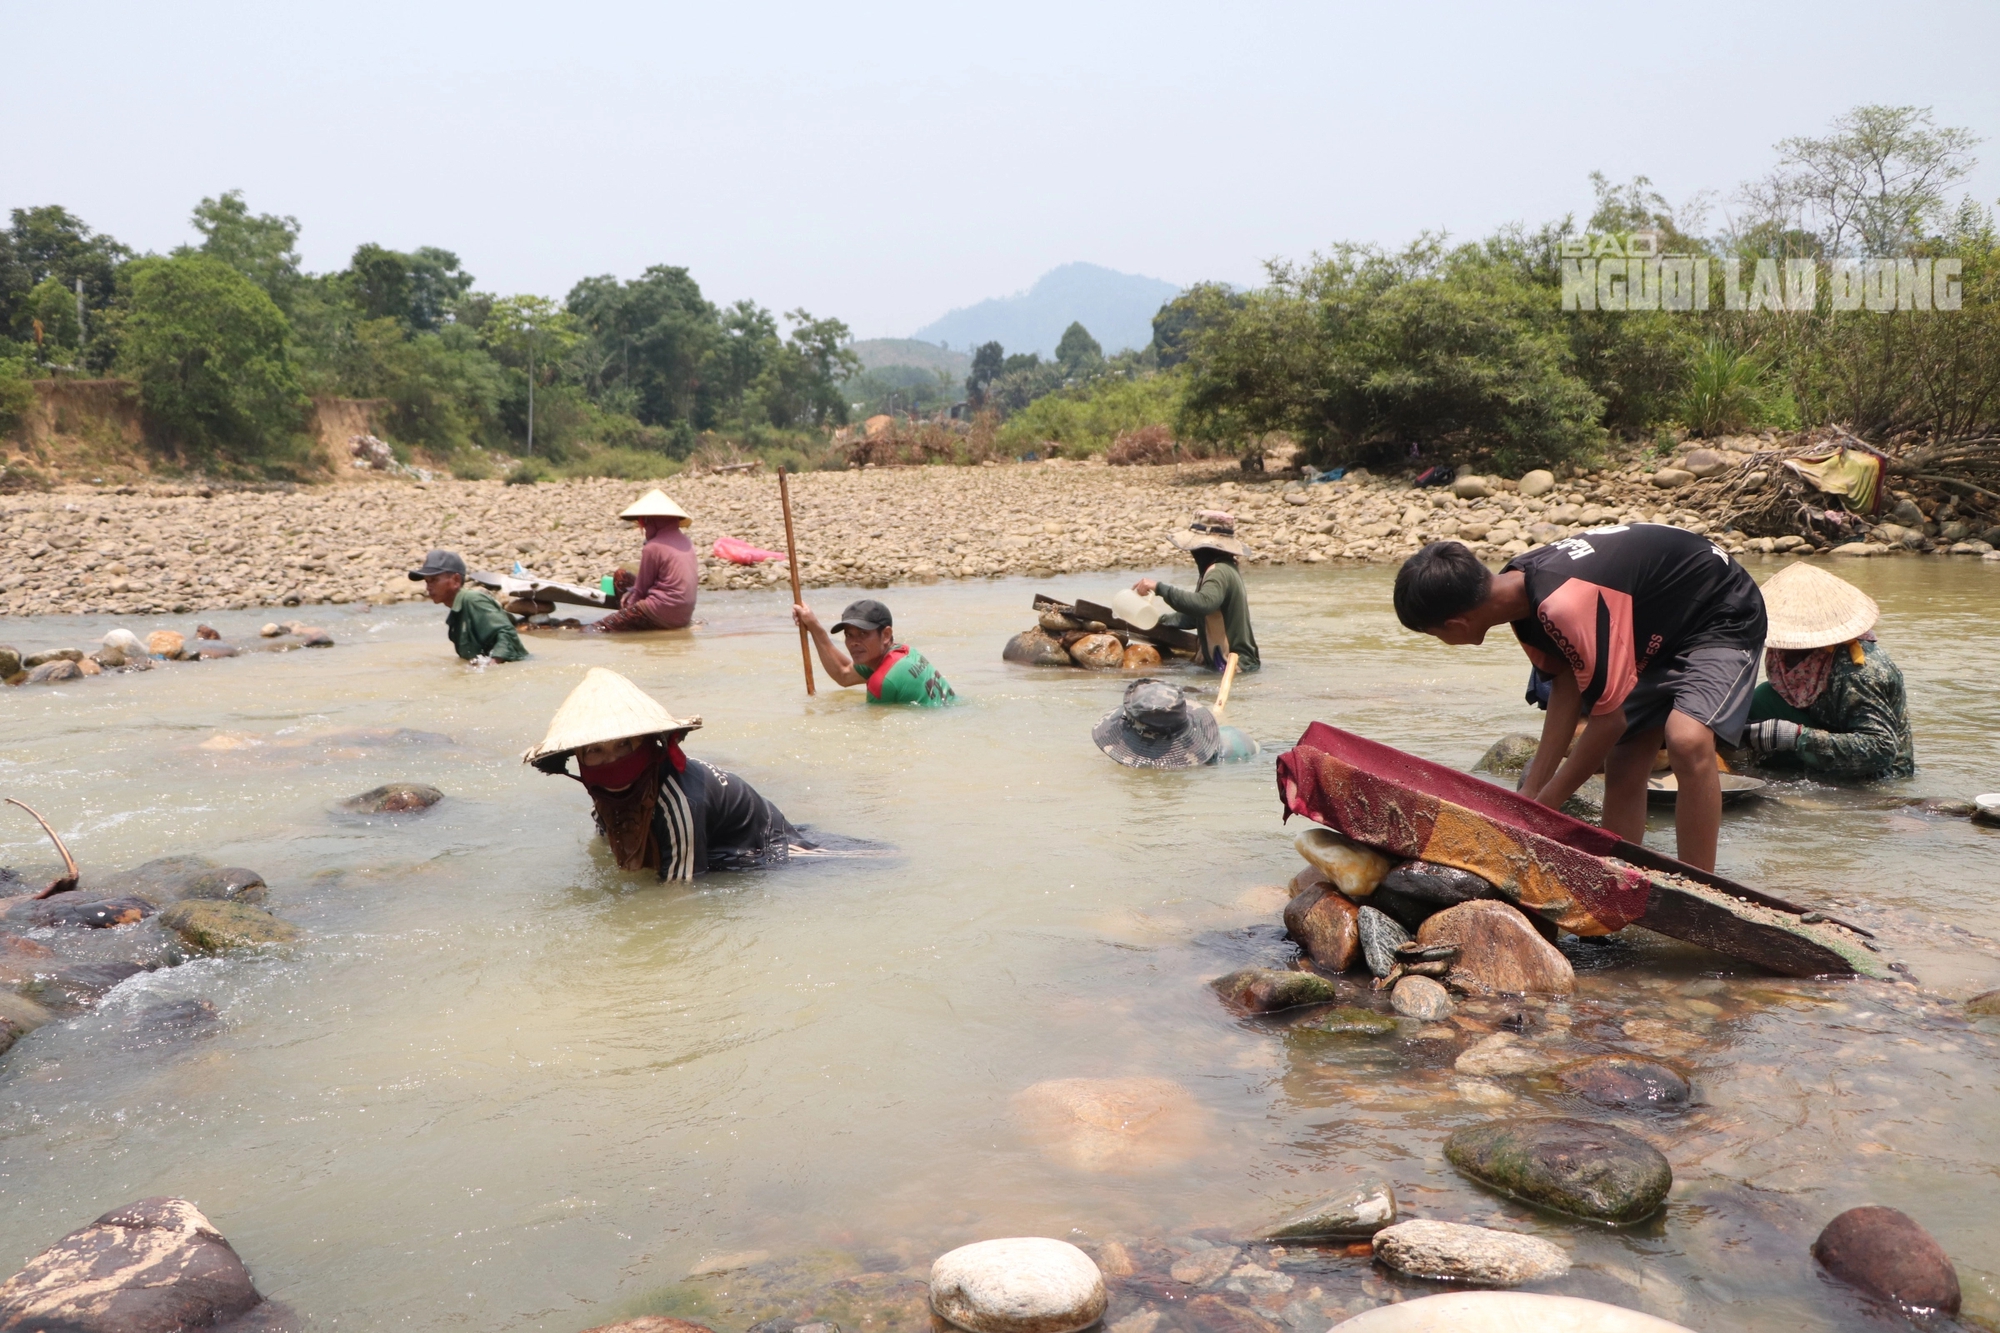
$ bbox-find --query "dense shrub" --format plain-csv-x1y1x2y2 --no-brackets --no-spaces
994,371,1184,456
113,254,311,469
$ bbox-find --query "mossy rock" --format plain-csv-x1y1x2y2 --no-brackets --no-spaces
1294,1006,1399,1038
1445,1116,1672,1225
161,900,300,952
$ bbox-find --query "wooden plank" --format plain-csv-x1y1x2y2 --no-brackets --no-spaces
1073,598,1199,653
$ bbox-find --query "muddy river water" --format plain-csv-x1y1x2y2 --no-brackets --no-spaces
2,557,1997,1332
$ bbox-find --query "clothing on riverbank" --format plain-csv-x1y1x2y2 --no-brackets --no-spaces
1748,639,1914,779
865,644,956,706
1157,561,1260,671
1504,523,1764,743
595,524,698,632
446,586,529,661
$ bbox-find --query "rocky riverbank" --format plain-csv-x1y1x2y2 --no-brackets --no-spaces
4,436,1997,620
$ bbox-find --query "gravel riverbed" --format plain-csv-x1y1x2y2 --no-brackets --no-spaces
1,445,1986,622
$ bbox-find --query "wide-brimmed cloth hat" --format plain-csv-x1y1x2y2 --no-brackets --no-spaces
1169,511,1250,558
521,667,702,763
619,490,691,521
1761,562,1880,650
1093,679,1220,769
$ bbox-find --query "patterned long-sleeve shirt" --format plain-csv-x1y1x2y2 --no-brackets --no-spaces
1788,641,1915,779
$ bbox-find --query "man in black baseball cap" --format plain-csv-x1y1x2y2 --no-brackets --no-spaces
791,597,955,706
408,548,528,664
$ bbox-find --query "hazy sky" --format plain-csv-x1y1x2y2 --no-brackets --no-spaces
6,0,1997,339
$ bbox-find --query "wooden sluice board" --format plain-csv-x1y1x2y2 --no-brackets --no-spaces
1275,722,1888,980
469,569,614,610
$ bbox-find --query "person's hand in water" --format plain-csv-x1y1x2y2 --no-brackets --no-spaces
1131,578,1158,596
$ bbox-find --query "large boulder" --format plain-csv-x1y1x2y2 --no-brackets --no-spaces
160,901,300,952
1295,829,1393,897
1067,634,1125,670
1264,1182,1396,1240
1283,882,1359,972
1120,642,1162,669
1682,448,1730,479
26,659,82,684
929,1237,1106,1333
0,1197,262,1333
1370,1220,1569,1286
340,783,444,814
1003,629,1072,667
1211,967,1341,1013
1812,1206,1960,1314
1517,470,1556,498
1650,468,1694,489
1472,733,1539,776
1370,860,1497,931
1445,1117,1672,1224
0,647,19,680
1416,900,1574,995
1331,1292,1693,1331
1012,1077,1207,1173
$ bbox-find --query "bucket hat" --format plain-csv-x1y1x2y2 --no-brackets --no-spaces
522,667,702,764
619,490,691,521
1169,511,1250,558
1093,678,1221,769
1760,562,1880,650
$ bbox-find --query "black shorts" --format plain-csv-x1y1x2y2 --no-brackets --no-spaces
1618,643,1759,746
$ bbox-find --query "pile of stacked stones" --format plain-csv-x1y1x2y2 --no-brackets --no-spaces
2,622,331,687
1001,597,1200,670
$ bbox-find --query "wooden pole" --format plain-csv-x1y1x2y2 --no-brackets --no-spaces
6,798,79,899
1214,652,1240,715
779,469,816,696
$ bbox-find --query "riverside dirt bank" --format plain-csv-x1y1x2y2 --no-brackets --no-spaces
2,443,1995,620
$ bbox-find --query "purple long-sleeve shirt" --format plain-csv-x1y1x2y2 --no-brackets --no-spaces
605,525,698,630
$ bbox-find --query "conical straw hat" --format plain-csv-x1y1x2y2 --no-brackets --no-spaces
521,667,702,762
619,489,690,520
1760,562,1880,650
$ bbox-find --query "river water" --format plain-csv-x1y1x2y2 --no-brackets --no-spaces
1,557,1996,1332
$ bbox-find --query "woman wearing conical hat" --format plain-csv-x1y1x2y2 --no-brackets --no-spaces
588,490,698,633
1741,563,1913,779
525,668,810,878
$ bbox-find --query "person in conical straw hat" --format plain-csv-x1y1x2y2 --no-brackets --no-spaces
1742,562,1912,778
525,667,813,878
588,489,699,633
1129,511,1261,673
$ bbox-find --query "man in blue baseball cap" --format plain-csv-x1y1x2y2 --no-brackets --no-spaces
409,549,528,664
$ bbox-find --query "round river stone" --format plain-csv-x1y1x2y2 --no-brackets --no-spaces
1370,1219,1569,1286
1444,1116,1672,1224
929,1237,1106,1333
1812,1205,1960,1314
1555,1055,1691,1110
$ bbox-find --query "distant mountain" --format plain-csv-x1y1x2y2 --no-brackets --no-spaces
912,263,1182,358
848,338,972,375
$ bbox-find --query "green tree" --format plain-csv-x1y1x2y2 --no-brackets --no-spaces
966,339,1004,406
1743,105,1980,256
566,265,720,427
0,206,131,365
1151,284,1239,369
754,309,860,428
1180,240,1604,471
346,243,474,330
482,295,580,453
1055,321,1103,375
113,254,309,465
189,190,304,310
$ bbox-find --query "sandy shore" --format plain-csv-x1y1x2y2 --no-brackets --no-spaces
0,443,1962,623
